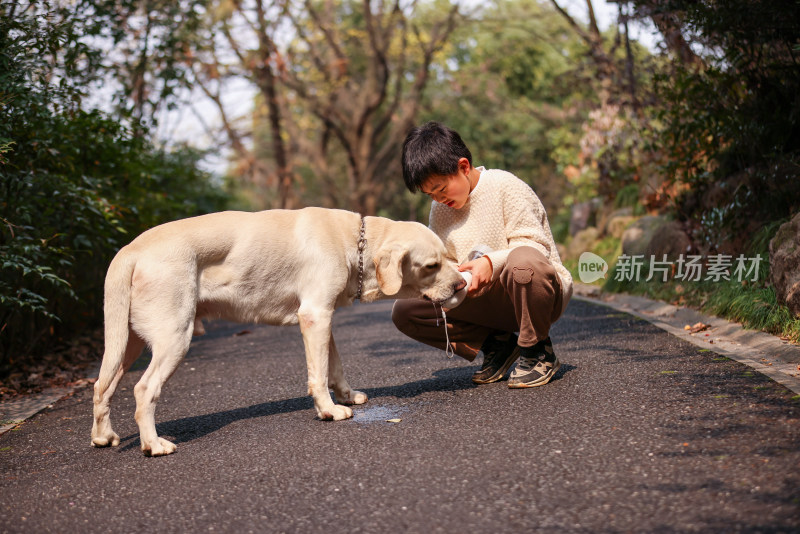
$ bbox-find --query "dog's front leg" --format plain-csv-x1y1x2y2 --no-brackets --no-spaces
328,336,368,406
298,306,353,421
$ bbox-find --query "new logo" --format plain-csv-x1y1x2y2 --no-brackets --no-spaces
578,252,608,283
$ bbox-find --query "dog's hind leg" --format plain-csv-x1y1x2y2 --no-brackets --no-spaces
298,306,353,421
133,328,191,456
328,336,367,407
92,332,145,447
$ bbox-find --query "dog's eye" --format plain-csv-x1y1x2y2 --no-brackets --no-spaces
424,263,440,270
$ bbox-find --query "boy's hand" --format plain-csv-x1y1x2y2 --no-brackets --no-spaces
459,256,493,295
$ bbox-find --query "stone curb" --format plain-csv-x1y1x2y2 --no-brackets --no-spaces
573,283,800,395
0,387,75,435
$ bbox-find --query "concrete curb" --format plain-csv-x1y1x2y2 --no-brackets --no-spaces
573,283,800,395
0,387,75,435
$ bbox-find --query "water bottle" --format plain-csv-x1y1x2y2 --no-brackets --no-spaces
441,245,491,308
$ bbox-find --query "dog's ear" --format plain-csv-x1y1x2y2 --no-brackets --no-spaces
374,243,408,296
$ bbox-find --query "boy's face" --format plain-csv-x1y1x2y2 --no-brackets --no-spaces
419,158,473,209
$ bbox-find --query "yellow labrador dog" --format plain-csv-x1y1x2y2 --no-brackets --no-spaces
91,207,463,456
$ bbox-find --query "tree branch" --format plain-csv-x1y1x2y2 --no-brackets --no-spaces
304,0,347,65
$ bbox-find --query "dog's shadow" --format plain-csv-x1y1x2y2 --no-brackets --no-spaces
118,363,576,451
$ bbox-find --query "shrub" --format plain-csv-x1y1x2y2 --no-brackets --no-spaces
0,4,227,370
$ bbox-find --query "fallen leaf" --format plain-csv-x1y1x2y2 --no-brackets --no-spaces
386,418,402,423
688,322,710,333
234,330,252,336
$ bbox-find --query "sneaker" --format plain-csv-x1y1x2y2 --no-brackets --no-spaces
471,332,520,384
508,337,561,388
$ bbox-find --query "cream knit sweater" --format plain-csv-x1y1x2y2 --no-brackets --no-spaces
428,168,573,314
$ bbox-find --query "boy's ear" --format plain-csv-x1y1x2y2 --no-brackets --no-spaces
374,243,408,296
458,157,471,173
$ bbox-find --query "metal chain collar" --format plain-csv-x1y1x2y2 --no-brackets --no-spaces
356,217,367,301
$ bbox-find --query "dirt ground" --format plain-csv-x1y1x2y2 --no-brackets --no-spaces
0,327,103,401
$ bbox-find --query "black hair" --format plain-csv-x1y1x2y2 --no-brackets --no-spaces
401,121,472,193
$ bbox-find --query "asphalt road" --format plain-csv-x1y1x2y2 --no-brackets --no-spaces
1,299,798,533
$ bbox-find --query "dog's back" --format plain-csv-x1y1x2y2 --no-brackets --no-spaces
115,208,358,329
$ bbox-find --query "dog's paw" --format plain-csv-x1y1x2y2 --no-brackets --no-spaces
318,404,353,421
142,437,177,457
338,389,368,406
91,432,120,448
334,389,367,406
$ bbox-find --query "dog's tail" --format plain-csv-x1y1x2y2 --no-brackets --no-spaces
95,251,137,398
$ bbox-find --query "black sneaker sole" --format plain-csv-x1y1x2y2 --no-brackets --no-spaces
471,346,521,384
508,359,561,388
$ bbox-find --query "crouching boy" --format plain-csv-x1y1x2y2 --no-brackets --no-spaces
392,121,573,387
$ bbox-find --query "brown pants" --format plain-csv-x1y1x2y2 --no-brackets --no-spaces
391,246,563,362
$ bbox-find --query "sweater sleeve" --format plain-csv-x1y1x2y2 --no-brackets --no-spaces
484,176,560,280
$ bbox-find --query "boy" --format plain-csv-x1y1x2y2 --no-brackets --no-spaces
392,121,573,387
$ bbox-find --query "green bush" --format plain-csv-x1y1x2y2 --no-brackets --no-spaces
0,5,227,369
651,0,800,251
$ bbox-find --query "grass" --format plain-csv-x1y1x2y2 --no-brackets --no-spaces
605,265,800,344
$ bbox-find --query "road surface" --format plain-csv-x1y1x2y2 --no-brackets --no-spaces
1,299,798,533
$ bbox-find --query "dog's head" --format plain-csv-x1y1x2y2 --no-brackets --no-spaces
373,221,464,303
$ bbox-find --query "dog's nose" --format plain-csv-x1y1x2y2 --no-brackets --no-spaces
454,278,467,292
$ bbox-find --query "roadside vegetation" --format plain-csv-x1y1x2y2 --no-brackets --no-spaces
567,233,800,345
556,0,800,344
1,0,797,396
0,3,228,394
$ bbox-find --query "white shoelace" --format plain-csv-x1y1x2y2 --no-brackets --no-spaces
432,302,455,359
